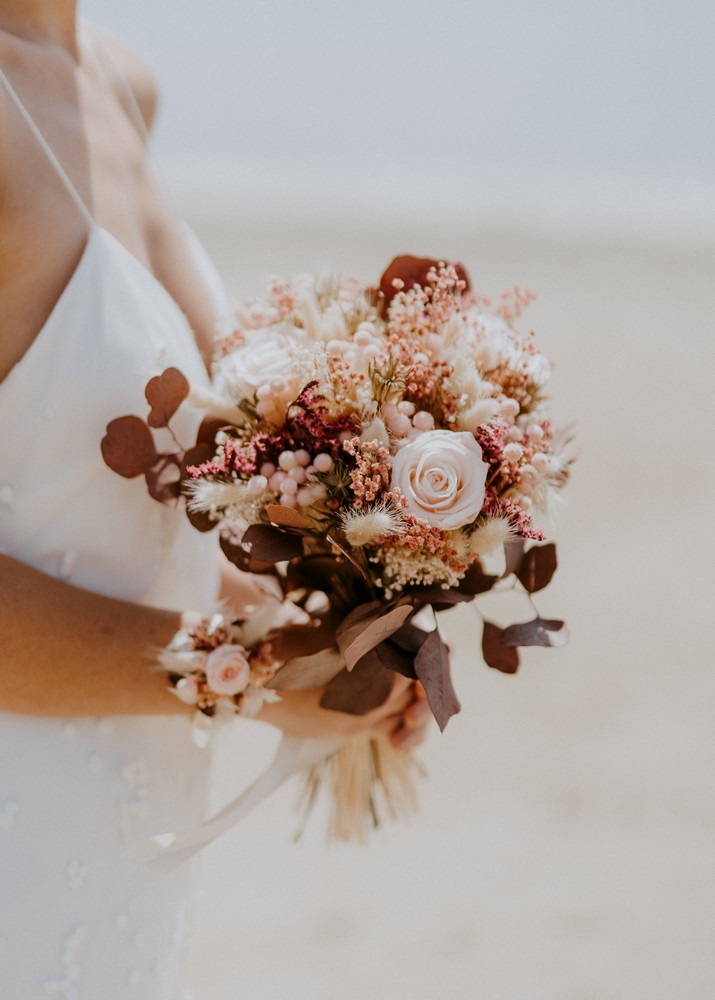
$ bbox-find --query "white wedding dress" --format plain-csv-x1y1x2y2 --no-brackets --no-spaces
0,70,224,999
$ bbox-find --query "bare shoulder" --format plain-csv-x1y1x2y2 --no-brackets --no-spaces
85,23,159,134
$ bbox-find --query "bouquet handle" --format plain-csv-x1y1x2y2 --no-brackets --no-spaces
129,735,340,874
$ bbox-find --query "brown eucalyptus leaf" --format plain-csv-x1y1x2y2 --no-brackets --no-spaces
336,599,414,671
266,614,341,663
285,555,346,592
219,533,275,573
268,645,344,691
145,367,189,428
482,620,520,673
101,416,158,478
196,417,226,447
265,504,314,533
414,629,461,731
502,617,569,648
319,650,394,715
391,622,430,653
459,561,499,595
503,538,526,578
375,639,418,679
186,507,216,533
517,544,558,593
412,586,474,608
145,453,183,507
182,442,215,472
241,523,304,563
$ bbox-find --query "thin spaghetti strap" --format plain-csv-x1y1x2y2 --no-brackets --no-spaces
0,67,95,229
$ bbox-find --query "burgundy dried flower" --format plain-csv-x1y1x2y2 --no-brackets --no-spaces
377,255,471,312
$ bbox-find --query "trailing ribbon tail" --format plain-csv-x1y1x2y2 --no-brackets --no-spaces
129,735,339,874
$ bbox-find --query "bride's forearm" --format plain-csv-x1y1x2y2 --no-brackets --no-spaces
0,554,187,716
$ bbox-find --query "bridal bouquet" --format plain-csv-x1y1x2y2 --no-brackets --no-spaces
102,254,573,843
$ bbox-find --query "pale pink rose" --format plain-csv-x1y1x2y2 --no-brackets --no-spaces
391,430,488,530
205,645,251,696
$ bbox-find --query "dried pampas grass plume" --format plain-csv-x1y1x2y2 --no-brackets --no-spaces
185,479,242,514
455,399,500,432
469,516,516,556
340,502,405,548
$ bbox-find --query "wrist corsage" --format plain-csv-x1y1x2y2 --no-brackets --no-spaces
159,606,283,744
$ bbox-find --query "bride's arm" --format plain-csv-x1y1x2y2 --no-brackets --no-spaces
0,553,426,744
0,553,192,716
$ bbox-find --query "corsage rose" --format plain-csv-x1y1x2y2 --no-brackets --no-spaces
205,645,251,696
391,430,488,530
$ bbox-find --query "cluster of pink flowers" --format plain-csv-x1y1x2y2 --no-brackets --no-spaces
186,255,571,598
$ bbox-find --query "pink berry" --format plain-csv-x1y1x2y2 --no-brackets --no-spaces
413,410,435,431
278,451,297,471
313,453,334,473
389,413,412,437
247,475,268,496
294,449,311,467
503,443,524,463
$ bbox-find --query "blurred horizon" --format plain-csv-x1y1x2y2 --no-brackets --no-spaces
83,0,715,241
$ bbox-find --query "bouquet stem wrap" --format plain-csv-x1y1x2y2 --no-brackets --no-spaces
299,735,422,844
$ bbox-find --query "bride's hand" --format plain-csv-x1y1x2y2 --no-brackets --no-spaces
256,674,429,745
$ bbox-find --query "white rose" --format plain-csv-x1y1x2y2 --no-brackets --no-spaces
391,430,488,530
217,322,308,396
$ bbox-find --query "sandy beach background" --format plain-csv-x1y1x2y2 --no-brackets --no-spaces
179,214,715,1000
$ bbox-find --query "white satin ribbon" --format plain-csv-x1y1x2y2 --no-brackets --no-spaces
129,735,339,874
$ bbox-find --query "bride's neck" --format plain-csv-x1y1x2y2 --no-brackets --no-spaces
0,0,80,59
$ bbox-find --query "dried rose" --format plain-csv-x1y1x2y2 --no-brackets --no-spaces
391,430,488,530
378,255,471,310
205,644,251,696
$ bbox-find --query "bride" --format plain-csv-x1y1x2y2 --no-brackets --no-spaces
0,2,428,996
